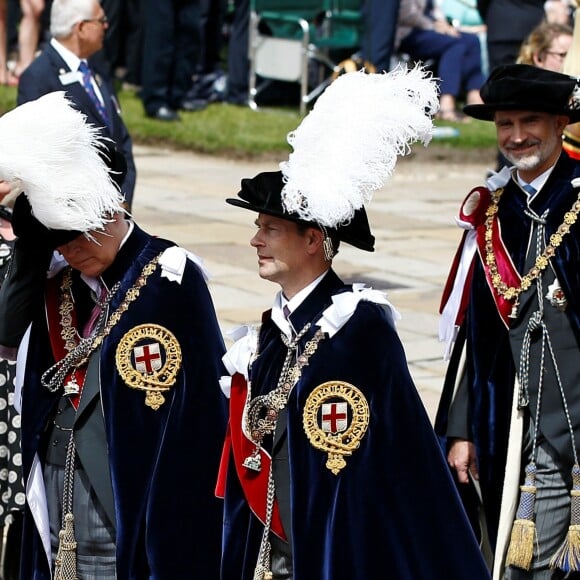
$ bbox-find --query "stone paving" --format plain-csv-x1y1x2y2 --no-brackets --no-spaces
131,143,494,422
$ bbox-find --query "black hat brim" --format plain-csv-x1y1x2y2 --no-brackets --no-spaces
226,170,375,252
463,102,580,123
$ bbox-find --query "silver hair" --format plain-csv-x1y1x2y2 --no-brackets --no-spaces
50,0,98,38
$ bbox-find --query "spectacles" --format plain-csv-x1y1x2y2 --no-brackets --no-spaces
82,15,108,25
545,50,567,60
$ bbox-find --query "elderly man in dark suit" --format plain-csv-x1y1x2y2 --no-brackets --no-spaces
17,0,137,211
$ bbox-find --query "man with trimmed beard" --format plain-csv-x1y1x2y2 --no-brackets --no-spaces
436,63,580,579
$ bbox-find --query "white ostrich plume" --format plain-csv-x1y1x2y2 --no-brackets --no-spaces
279,66,439,228
0,91,124,231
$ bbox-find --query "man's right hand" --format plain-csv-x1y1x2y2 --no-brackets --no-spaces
447,438,478,484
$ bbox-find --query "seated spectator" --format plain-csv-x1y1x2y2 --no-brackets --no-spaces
395,0,485,121
517,20,572,71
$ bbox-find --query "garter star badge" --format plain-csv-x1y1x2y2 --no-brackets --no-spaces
546,279,567,312
115,324,182,410
303,381,369,475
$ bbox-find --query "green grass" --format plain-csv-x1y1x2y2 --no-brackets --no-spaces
0,85,497,159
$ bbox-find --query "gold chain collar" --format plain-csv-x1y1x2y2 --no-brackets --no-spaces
41,254,161,393
484,187,580,304
242,326,326,472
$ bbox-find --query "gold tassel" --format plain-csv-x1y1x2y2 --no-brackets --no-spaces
505,518,536,570
550,464,580,572
505,463,537,571
54,512,78,580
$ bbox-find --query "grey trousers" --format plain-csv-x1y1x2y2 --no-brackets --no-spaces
44,463,116,579
504,435,579,580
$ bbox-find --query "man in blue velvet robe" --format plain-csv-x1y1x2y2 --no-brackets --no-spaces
436,64,580,578
0,95,227,578
217,170,490,579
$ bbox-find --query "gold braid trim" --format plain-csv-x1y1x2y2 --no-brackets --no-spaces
484,187,580,302
42,254,161,393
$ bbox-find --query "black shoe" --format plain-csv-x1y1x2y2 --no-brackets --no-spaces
225,94,249,106
148,106,180,121
180,98,208,112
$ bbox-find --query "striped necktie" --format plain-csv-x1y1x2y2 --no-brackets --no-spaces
82,284,106,338
78,61,110,127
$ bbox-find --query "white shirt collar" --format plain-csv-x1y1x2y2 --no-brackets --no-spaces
272,270,329,337
51,38,83,73
513,162,556,200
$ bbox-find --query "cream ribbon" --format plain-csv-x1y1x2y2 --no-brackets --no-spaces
159,246,209,283
219,286,400,397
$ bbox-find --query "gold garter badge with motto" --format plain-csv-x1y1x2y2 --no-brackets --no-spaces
303,380,369,474
115,324,182,410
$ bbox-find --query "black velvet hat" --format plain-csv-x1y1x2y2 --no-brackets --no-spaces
226,171,376,252
463,64,580,122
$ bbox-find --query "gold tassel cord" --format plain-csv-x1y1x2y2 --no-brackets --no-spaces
505,463,537,571
54,512,78,580
550,464,580,572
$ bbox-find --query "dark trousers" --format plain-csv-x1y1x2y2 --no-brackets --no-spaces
198,0,227,75
123,0,144,86
360,0,401,73
141,0,201,113
487,40,522,73
226,0,250,103
400,28,484,96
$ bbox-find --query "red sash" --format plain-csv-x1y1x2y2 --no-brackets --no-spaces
45,274,87,409
475,212,521,327
440,186,521,329
439,187,490,329
215,373,286,540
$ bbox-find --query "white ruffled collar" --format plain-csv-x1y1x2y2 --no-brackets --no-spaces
219,285,400,397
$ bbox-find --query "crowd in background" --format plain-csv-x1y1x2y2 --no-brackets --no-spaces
0,0,575,120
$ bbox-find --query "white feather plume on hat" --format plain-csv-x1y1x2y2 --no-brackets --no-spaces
279,66,439,228
0,91,124,232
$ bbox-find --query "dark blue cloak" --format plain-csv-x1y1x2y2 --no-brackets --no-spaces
222,269,490,579
18,225,228,579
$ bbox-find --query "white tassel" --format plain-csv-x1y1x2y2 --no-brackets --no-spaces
0,91,124,232
279,66,439,228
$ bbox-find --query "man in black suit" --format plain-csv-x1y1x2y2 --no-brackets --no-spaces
17,0,137,211
139,0,205,121
477,0,545,72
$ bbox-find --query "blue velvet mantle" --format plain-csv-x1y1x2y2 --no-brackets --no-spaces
222,269,490,579
435,152,580,550
19,225,228,578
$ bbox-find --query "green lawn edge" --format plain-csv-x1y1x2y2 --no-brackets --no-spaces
0,85,498,161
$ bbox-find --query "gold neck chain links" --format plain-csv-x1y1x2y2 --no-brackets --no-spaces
484,187,580,306
41,254,161,393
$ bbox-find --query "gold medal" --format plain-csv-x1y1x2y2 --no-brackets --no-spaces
115,324,182,410
303,380,369,475
546,279,568,312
